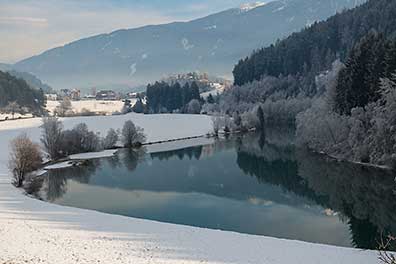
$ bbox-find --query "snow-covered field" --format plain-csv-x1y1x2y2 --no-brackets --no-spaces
46,100,128,115
0,114,379,264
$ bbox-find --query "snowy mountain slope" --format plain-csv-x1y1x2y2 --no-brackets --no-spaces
14,0,366,89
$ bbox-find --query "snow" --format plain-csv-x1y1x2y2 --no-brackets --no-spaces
273,5,286,13
69,149,118,160
44,161,74,170
0,113,381,263
44,150,118,170
0,113,33,121
200,83,225,99
240,2,267,12
46,100,125,115
181,38,194,50
145,137,215,154
204,25,217,30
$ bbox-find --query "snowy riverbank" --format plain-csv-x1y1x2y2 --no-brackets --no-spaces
0,113,379,264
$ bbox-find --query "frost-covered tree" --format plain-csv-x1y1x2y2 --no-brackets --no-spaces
40,117,64,160
187,99,201,114
211,115,223,136
55,97,73,117
9,134,42,187
102,128,119,149
121,120,146,148
233,111,242,131
60,123,101,155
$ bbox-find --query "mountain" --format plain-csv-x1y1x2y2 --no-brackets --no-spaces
14,0,366,90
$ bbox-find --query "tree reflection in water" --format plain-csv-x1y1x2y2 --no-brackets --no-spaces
25,160,101,202
235,131,396,250
23,131,396,249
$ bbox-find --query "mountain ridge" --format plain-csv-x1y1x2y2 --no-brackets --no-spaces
13,0,366,90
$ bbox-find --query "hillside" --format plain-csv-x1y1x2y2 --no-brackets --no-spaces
233,0,396,87
7,70,54,94
0,71,45,114
13,0,365,89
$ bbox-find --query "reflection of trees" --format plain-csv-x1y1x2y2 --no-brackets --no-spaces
236,150,326,205
25,161,98,202
43,169,69,202
297,149,396,249
121,148,143,171
150,146,203,161
236,132,295,162
236,134,396,249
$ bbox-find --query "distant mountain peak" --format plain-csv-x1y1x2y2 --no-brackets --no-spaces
239,2,268,12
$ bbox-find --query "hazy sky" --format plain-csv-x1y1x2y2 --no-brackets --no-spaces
0,0,257,63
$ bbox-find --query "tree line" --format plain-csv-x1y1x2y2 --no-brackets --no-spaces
146,81,201,113
9,118,146,187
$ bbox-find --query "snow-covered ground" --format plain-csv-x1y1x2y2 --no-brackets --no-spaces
46,100,128,115
0,113,379,264
0,113,33,121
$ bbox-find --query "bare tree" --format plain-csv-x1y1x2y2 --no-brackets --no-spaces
102,128,119,149
55,97,73,117
378,235,396,264
121,120,146,148
8,134,42,187
61,123,101,155
40,117,64,160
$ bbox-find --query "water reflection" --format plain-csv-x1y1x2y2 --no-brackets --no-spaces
25,130,396,249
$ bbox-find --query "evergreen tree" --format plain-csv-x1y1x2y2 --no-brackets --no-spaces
132,97,145,113
335,32,389,114
207,94,215,104
257,106,265,130
190,81,200,101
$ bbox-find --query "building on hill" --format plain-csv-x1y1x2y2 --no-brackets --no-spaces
96,90,117,100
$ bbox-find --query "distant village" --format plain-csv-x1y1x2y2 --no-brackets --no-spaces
45,87,140,102
45,72,231,102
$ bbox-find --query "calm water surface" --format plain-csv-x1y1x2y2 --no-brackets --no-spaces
25,131,396,249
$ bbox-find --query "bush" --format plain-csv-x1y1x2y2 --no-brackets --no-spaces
8,134,42,187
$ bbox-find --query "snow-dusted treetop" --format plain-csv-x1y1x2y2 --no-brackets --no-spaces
239,2,267,12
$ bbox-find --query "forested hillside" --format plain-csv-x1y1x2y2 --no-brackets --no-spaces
212,0,396,168
7,70,54,94
233,0,396,89
0,71,46,114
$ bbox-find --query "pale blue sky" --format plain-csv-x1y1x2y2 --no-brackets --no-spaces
0,0,261,63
